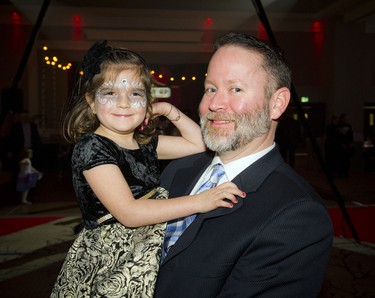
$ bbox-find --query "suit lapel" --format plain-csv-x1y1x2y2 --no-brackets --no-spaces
168,151,214,197
232,146,285,193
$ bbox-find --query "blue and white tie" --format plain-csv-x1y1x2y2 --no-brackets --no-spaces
162,163,225,260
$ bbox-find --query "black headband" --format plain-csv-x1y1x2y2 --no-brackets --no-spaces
81,40,110,82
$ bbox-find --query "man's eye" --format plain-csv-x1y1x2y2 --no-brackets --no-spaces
204,88,216,94
232,87,242,93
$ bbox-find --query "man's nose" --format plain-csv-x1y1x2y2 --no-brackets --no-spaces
208,91,228,111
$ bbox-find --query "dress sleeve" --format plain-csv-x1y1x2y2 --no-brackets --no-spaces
72,134,118,172
150,135,159,151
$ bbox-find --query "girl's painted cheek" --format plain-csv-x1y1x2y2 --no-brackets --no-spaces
95,91,116,106
129,98,147,108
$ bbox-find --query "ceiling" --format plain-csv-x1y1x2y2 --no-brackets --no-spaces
2,0,375,65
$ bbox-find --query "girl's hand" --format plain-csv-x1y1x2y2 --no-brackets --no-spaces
193,182,246,213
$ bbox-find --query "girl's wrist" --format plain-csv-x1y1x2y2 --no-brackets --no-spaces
165,104,173,117
165,104,181,122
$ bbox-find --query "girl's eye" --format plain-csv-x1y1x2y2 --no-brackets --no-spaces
128,89,147,108
97,89,116,97
104,91,116,96
95,89,117,105
130,91,146,98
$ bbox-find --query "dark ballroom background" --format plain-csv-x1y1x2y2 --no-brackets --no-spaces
0,1,375,297
1,0,375,138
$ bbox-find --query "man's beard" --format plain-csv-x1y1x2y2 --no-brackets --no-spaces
200,103,271,153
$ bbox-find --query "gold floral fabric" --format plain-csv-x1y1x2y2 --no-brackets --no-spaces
51,187,168,298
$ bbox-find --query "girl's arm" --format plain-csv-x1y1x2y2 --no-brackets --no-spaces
152,102,206,160
84,164,244,227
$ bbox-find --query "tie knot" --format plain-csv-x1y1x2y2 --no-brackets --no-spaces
195,163,225,194
208,163,225,182
212,163,224,173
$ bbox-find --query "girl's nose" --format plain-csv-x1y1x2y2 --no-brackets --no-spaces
116,93,130,108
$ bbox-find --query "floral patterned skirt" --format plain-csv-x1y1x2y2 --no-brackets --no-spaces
51,189,167,298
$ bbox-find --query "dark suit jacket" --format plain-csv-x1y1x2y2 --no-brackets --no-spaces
154,147,333,298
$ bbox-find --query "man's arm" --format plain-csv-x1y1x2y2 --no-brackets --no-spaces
217,200,333,298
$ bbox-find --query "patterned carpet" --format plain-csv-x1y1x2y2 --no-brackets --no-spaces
320,241,375,297
0,214,374,297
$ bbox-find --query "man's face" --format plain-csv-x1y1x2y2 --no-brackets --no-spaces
199,45,272,153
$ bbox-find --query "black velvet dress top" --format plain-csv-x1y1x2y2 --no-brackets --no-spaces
71,132,160,228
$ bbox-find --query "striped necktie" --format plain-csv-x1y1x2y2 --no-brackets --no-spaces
162,163,225,260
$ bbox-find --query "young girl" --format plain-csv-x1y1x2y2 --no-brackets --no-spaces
51,41,243,297
16,148,43,205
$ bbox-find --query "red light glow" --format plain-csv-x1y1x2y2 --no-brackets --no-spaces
73,15,82,27
312,21,323,33
11,11,22,25
258,22,267,40
73,15,83,41
311,21,324,60
203,17,214,46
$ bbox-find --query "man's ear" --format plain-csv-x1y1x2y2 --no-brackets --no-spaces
85,93,96,114
270,87,290,120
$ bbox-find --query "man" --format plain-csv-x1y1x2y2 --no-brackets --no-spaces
336,113,354,177
154,32,333,297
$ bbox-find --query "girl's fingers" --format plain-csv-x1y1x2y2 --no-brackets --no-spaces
216,182,246,199
220,200,234,208
224,194,239,204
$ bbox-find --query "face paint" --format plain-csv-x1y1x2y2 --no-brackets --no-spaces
95,78,147,108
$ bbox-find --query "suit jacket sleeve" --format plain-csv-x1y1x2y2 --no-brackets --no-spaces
217,199,332,298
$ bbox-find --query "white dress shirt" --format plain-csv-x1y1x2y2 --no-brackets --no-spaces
190,143,275,195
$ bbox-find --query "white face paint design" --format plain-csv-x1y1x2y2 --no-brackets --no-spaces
95,78,147,108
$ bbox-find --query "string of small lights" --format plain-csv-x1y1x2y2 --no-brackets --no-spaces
41,45,206,82
150,70,206,83
42,46,72,71
77,69,205,84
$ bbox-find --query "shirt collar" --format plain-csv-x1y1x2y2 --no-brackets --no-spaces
212,143,275,181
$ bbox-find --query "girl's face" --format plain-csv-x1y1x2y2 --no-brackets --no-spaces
88,69,148,138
